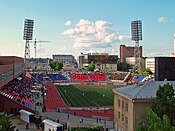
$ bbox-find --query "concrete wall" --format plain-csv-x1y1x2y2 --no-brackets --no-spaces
134,100,154,129
0,94,34,115
114,92,134,131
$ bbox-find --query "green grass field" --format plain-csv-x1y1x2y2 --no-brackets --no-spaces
56,85,121,107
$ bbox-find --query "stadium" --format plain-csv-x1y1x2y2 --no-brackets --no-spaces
31,71,126,120
0,55,155,130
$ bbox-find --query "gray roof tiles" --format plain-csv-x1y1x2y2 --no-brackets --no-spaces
113,81,175,99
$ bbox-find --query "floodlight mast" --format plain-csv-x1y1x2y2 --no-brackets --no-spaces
131,20,142,73
23,19,34,64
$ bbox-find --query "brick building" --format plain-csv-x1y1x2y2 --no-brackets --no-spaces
120,45,142,63
0,56,24,88
0,56,34,114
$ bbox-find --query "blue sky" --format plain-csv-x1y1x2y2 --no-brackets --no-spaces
0,0,175,59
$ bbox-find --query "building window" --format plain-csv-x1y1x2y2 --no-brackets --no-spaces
125,117,128,125
118,99,120,107
125,103,128,111
122,101,124,109
122,114,124,121
118,111,120,119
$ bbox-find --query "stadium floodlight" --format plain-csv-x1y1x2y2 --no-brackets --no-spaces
23,19,34,64
23,19,34,40
131,20,142,73
131,20,142,42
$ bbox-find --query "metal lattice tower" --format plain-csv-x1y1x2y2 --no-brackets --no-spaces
131,20,142,73
23,19,34,63
24,40,30,59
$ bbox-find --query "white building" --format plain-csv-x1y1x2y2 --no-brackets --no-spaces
145,57,155,73
125,57,145,69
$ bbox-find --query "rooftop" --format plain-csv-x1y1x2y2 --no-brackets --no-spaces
113,81,175,99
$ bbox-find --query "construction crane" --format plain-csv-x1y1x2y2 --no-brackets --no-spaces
29,39,51,58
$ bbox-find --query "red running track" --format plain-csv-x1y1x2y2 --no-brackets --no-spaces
44,84,68,111
64,109,114,120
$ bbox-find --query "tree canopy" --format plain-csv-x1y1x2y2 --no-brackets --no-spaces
0,112,16,131
87,61,95,71
153,83,175,125
136,108,175,131
71,126,102,131
136,83,175,130
49,60,63,71
139,68,153,76
117,62,130,71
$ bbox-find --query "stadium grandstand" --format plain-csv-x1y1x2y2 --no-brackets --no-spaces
0,56,35,114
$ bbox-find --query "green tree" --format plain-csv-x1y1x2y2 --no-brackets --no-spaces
139,68,153,76
87,61,95,71
117,62,130,71
0,112,15,131
71,126,101,131
136,108,175,131
49,60,63,71
153,83,175,125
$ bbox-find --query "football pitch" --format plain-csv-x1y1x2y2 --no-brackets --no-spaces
56,85,121,107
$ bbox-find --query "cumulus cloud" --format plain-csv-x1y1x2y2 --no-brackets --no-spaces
63,19,121,51
118,35,131,42
157,17,168,23
64,20,72,26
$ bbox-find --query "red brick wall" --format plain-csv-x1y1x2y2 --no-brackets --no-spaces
0,56,23,65
0,56,24,88
120,45,142,63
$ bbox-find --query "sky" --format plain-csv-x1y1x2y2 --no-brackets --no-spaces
0,0,175,59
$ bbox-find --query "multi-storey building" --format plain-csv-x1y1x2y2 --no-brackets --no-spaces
0,56,34,114
53,54,77,67
79,53,118,71
145,57,155,73
26,58,52,71
120,45,142,63
0,56,24,88
113,81,175,131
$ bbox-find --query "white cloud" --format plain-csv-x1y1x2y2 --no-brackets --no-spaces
157,17,168,23
59,46,68,52
145,47,171,57
63,19,123,51
118,35,131,42
64,21,72,26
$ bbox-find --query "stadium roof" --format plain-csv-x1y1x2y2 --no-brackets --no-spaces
113,81,175,99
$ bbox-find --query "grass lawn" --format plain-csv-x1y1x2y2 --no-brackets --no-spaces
56,85,121,107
